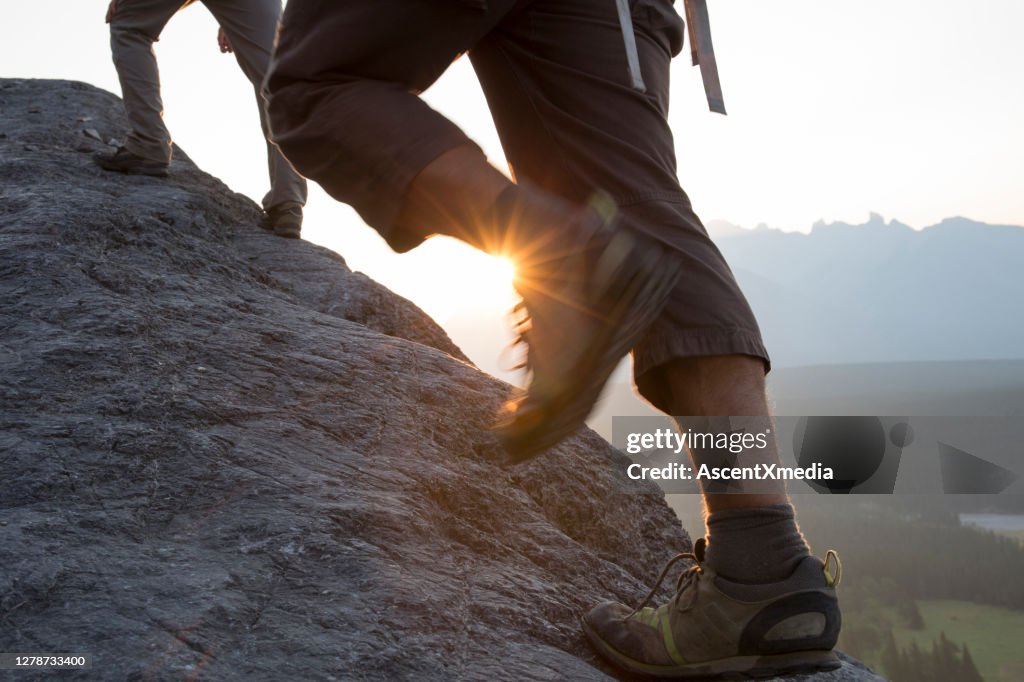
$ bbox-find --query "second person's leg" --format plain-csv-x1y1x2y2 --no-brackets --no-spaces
107,0,186,164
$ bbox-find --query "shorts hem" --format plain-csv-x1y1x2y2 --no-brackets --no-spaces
364,135,478,253
633,328,771,413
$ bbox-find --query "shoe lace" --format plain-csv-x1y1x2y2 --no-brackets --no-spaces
628,538,706,616
499,299,532,373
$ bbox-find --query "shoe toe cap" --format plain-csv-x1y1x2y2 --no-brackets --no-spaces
584,602,673,665
584,600,632,628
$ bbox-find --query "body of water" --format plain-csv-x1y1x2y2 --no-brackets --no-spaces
959,513,1024,532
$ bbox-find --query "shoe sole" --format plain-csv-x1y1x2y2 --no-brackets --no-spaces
96,162,168,178
495,229,680,460
582,617,842,679
273,227,301,239
259,221,302,239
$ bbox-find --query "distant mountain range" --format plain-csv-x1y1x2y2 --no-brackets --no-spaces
705,214,1024,367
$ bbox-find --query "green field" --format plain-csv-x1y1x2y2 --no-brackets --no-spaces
887,600,1024,682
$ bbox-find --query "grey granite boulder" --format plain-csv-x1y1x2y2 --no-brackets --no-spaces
0,79,884,681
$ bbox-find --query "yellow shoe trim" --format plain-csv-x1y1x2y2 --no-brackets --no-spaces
824,549,842,587
659,608,688,666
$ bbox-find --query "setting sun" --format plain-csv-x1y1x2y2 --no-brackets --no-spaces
377,238,519,326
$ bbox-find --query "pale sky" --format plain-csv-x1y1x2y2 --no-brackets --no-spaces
3,1,1023,372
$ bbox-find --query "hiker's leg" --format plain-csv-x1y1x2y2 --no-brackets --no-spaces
584,353,833,680
393,145,510,253
666,354,810,583
464,2,836,671
108,0,185,163
667,355,787,510
202,0,308,211
266,0,530,253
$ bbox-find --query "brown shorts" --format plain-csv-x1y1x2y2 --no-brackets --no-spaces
267,0,769,412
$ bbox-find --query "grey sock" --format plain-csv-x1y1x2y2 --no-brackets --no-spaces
703,504,811,583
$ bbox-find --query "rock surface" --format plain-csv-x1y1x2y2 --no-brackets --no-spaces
0,79,885,681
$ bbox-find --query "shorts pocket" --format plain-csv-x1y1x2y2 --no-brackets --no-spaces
631,0,686,58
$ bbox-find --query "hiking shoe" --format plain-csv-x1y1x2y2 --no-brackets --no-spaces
263,202,303,239
583,539,843,679
493,193,680,460
95,146,169,177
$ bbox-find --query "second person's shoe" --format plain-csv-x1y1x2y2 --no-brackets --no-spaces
94,146,169,177
263,201,303,239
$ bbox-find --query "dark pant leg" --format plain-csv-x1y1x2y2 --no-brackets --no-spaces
266,0,523,251
469,0,768,412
